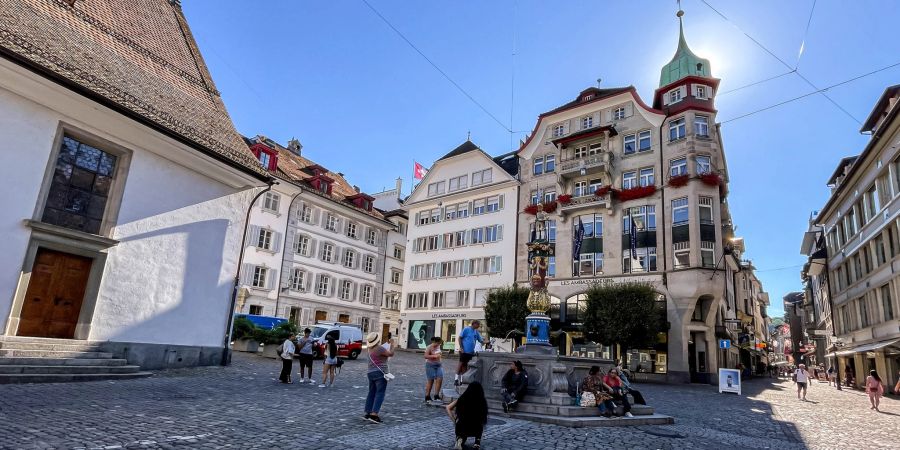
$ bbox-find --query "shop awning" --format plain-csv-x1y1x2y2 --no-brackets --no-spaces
824,338,900,358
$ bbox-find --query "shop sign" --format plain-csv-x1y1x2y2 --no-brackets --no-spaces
718,368,741,395
432,312,467,319
550,274,662,287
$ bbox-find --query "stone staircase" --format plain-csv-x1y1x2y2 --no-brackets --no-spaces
0,336,152,384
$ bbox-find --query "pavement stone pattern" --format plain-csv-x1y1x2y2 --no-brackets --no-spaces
0,351,896,449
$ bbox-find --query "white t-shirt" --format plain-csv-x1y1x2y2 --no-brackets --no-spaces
795,369,809,383
280,339,296,360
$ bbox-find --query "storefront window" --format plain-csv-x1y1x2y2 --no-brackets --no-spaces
441,320,457,351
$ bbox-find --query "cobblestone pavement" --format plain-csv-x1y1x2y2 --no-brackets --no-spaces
0,351,897,449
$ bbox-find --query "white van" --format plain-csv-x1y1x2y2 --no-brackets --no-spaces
309,322,364,359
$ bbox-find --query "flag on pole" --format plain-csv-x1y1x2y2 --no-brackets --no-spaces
629,211,638,259
573,218,585,261
413,162,428,180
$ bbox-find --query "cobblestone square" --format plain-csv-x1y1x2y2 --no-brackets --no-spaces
0,352,896,449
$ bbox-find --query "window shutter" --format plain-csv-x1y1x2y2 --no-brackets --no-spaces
246,225,260,248
679,86,688,99
464,259,471,275
498,225,504,240
321,214,329,230
301,308,310,326
267,269,277,290
333,245,342,263
606,109,613,122
329,278,336,297
318,243,326,260
690,84,698,97
499,194,505,209
352,282,359,301
625,102,634,117
562,120,570,134
311,207,320,225
305,272,313,291
239,263,253,286
593,111,601,126
272,232,282,253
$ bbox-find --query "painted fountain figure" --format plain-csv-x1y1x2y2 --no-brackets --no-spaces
520,202,554,353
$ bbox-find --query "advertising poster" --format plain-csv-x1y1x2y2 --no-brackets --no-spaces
407,320,435,350
718,368,741,395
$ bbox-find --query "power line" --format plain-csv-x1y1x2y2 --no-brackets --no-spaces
699,0,860,124
720,59,900,124
360,0,513,133
753,264,805,273
718,70,796,96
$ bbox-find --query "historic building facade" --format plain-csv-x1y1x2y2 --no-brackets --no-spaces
813,84,900,390
235,135,393,334
514,16,767,383
399,141,519,350
0,0,270,370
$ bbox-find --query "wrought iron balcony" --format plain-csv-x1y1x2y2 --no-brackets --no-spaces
558,193,612,215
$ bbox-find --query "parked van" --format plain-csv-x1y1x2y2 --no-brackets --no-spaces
310,322,364,360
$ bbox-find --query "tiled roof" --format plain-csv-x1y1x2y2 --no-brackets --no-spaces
543,87,631,116
437,140,480,161
0,0,268,178
249,136,385,220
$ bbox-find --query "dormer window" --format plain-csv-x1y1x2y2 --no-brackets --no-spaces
582,94,594,102
258,152,271,168
249,143,278,171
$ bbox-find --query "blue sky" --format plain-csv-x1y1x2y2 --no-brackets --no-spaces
183,1,900,318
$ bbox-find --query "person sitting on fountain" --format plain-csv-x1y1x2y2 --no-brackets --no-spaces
500,360,529,413
581,366,617,417
615,365,647,405
603,368,633,417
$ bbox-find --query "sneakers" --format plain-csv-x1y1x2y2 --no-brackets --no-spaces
425,398,433,406
318,384,326,388
308,379,317,384
454,379,461,387
625,412,634,418
508,399,518,407
454,437,464,450
366,415,383,424
502,402,509,413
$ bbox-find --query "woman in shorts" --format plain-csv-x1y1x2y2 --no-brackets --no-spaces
319,334,338,388
424,337,444,404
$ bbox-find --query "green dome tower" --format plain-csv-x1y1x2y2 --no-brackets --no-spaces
659,10,712,87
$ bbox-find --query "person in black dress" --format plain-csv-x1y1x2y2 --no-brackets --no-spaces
446,381,488,450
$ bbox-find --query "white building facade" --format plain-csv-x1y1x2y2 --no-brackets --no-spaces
400,141,519,350
235,136,393,335
0,0,269,369
372,179,407,340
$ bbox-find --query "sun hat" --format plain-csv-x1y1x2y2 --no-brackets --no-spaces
366,332,380,349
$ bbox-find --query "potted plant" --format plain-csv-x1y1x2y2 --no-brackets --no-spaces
667,174,690,188
618,185,657,201
557,194,573,205
231,316,260,353
700,172,722,186
260,322,299,359
542,200,558,213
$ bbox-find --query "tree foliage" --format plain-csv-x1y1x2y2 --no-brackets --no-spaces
483,285,531,339
582,282,664,354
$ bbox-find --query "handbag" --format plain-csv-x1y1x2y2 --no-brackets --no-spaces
579,391,597,407
369,350,395,381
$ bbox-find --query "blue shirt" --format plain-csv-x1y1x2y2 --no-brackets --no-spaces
459,326,483,354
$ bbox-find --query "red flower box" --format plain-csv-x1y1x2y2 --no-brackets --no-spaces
557,194,573,205
668,174,690,188
523,204,539,215
595,186,611,197
542,201,558,213
618,185,657,201
700,173,722,186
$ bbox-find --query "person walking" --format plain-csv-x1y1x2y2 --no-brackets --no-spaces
865,370,885,411
424,336,444,405
365,332,394,424
794,363,811,401
319,334,338,388
278,333,296,384
826,366,835,386
446,381,488,450
455,320,484,387
500,360,528,412
296,328,315,384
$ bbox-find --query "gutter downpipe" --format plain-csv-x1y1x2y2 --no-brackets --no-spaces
221,180,276,366
658,108,672,286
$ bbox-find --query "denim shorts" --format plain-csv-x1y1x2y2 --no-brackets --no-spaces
426,364,444,380
324,356,338,365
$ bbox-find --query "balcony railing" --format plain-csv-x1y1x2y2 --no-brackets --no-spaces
559,193,611,213
559,152,612,178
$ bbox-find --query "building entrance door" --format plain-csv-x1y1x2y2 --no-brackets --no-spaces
382,323,390,341
18,248,93,339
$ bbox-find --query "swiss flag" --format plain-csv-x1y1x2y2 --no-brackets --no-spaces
414,162,428,180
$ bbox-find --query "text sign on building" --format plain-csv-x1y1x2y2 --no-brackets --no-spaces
431,312,467,319
718,339,731,349
550,275,663,287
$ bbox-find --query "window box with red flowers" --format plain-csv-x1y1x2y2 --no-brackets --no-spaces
699,172,722,187
523,204,539,215
595,186,618,198
557,194,573,205
542,201,558,213
618,185,657,201
667,174,690,188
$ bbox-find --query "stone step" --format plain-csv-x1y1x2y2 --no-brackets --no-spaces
499,411,674,428
0,349,113,359
492,402,655,417
0,372,153,384
0,364,143,374
0,341,105,352
0,357,128,366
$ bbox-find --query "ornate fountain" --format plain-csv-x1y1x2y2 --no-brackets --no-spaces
521,202,554,352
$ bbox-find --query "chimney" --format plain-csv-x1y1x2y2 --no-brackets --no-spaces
395,177,403,197
337,172,344,178
353,185,361,193
287,138,302,156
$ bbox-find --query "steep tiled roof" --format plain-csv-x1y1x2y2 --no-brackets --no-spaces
248,136,385,220
0,0,268,178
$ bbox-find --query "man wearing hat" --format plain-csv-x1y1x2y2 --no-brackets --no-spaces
364,332,394,423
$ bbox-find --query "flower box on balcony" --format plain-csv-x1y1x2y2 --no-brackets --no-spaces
594,186,617,197
699,173,722,187
558,194,573,205
523,204,539,215
542,201,558,213
618,185,657,201
667,174,690,188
